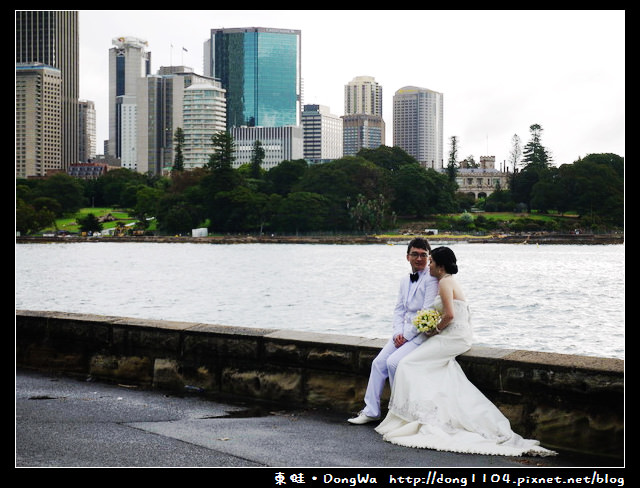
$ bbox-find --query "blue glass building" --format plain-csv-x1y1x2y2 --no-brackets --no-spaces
205,27,301,130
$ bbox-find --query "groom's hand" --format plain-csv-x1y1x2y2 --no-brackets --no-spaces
393,334,407,347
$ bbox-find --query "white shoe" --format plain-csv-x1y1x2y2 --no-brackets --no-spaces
347,411,380,424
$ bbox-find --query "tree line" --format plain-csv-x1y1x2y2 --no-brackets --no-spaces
16,126,623,235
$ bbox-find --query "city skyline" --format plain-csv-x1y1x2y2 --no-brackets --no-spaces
77,9,625,168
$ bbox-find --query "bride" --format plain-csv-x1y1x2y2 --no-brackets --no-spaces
375,246,556,457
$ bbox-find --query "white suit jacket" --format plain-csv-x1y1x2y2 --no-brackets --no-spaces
392,270,439,344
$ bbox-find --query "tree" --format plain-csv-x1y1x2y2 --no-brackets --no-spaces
510,125,554,212
32,197,62,216
530,168,562,213
207,131,235,170
464,155,478,168
484,188,516,212
16,198,56,235
347,193,392,232
266,159,309,196
133,186,163,225
509,168,541,213
447,136,459,182
390,164,433,217
172,127,185,173
273,192,331,233
508,134,522,170
522,124,552,169
76,213,103,234
92,168,148,207
556,154,624,226
37,173,86,215
357,145,419,172
155,193,204,235
250,139,265,178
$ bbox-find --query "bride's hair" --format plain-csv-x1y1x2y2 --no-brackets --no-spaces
430,247,458,274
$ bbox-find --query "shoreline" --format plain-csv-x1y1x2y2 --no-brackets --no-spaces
16,233,624,245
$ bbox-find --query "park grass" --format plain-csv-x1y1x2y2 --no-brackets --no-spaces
44,208,134,234
43,209,578,236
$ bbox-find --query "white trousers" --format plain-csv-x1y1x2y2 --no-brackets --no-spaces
362,338,421,418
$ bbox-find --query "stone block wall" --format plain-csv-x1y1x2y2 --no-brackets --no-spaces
16,310,623,462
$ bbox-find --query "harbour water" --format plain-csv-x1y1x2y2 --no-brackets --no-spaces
15,241,624,360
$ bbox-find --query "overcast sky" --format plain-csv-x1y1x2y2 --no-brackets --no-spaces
78,9,625,168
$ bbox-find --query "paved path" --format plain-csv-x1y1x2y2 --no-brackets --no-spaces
16,368,619,473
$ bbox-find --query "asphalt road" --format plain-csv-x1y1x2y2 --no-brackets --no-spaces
16,368,620,475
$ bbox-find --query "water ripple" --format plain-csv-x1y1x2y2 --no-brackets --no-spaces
16,242,624,360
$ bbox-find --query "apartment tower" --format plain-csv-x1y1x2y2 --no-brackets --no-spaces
182,81,227,169
16,10,79,174
393,86,443,169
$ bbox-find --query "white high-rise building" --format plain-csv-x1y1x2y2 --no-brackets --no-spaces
137,67,225,175
301,104,343,163
117,95,137,170
182,81,227,169
78,99,96,162
393,86,444,169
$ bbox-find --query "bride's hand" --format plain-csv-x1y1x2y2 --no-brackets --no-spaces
426,326,442,337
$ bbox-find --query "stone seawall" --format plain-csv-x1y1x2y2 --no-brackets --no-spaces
16,310,624,462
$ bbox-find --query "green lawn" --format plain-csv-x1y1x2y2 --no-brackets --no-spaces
42,209,579,236
44,208,135,234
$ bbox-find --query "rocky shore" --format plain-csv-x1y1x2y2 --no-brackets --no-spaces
16,233,624,245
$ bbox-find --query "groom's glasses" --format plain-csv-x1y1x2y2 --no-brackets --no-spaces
408,252,429,259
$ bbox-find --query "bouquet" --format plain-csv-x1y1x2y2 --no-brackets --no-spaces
413,308,442,334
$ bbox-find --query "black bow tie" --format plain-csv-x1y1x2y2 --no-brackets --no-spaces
410,272,419,283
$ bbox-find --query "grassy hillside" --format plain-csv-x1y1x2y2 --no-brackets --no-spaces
43,208,135,234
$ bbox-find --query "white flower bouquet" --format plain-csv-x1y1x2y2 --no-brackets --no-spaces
413,308,442,334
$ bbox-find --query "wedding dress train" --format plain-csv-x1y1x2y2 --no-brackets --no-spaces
375,296,556,457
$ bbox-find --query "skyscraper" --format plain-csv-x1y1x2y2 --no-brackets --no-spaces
393,86,443,169
16,10,78,173
204,27,301,130
78,100,96,162
15,63,61,178
108,36,151,170
342,76,385,156
344,76,382,117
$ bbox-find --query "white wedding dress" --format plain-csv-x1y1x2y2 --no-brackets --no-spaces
375,296,556,457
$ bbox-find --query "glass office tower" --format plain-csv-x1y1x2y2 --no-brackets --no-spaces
205,27,301,130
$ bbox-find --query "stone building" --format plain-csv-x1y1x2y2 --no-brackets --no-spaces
455,156,510,199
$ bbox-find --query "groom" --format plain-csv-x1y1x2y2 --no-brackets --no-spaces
348,237,438,424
